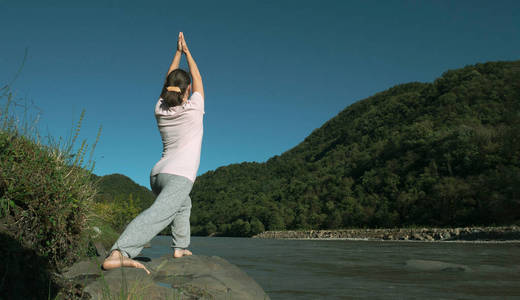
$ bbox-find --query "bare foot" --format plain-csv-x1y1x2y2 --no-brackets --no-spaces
173,249,193,258
102,250,151,274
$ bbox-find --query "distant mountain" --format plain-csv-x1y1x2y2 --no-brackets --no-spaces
189,60,520,237
92,173,155,212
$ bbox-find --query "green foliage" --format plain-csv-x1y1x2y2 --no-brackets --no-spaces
0,83,101,271
249,217,265,235
190,60,520,236
93,173,156,209
230,219,251,237
203,221,218,235
91,174,156,232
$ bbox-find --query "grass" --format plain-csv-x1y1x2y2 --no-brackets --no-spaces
0,70,104,298
1,87,100,259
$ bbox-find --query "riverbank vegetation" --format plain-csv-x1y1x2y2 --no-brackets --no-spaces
0,82,110,298
189,60,520,237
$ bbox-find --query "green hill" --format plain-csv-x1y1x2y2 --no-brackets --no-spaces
189,60,520,236
90,173,156,232
93,173,155,209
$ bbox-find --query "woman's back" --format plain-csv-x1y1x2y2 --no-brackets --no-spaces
151,91,204,182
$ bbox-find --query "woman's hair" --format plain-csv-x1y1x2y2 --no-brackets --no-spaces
161,69,192,106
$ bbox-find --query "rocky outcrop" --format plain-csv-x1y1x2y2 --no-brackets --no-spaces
252,225,520,241
59,254,270,300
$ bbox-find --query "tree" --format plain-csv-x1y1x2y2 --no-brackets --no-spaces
204,221,217,236
249,217,265,235
230,219,251,237
267,212,285,231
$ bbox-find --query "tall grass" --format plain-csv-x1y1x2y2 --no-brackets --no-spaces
0,81,102,269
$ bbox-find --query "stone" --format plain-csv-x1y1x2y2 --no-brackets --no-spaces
399,235,409,240
62,258,103,284
411,233,423,240
252,226,520,240
405,259,471,272
61,254,270,300
94,241,107,257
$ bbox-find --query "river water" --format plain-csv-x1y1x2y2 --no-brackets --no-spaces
141,236,520,299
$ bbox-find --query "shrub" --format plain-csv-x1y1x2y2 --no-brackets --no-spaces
0,84,101,270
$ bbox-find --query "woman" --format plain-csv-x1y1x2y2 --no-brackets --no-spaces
102,32,204,274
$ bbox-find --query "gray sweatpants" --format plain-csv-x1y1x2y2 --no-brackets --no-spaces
108,173,193,259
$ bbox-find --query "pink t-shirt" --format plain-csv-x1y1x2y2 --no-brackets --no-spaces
150,92,204,182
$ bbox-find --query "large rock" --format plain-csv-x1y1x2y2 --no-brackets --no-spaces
61,254,270,300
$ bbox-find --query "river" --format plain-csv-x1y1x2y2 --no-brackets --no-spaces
141,236,520,299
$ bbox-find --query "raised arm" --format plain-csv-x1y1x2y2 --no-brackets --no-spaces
180,32,204,99
165,33,183,80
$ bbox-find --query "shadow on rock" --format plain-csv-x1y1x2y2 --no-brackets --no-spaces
0,232,61,299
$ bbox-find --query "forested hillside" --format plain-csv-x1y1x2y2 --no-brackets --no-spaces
93,173,155,208
91,173,156,232
190,60,520,237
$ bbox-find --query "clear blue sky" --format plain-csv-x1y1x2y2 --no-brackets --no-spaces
1,0,519,188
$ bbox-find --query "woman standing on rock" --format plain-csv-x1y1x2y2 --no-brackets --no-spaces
102,32,204,274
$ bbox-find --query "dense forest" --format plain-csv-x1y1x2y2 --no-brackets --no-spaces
188,60,520,236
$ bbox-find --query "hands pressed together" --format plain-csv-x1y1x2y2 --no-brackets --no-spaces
168,31,203,99
177,32,189,54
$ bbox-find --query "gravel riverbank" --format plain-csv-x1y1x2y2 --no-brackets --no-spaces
252,226,520,241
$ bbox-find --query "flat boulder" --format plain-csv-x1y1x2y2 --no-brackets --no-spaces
61,254,270,300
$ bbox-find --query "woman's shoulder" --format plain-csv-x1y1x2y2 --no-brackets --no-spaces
188,92,204,113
